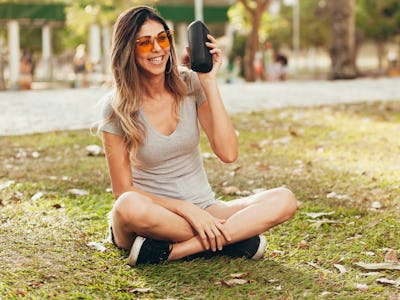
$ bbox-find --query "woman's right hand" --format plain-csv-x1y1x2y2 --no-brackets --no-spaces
176,201,231,252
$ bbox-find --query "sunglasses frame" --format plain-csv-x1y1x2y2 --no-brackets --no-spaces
135,30,174,53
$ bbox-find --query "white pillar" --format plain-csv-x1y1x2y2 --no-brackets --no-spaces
292,0,300,71
42,24,52,80
195,0,203,21
89,23,101,68
8,20,20,89
177,22,188,62
102,26,111,74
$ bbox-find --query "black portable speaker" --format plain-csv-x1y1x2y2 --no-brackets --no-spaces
187,20,213,73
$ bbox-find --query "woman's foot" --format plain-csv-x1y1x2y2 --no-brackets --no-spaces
222,235,267,260
128,236,171,266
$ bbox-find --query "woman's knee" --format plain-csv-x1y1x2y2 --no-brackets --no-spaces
113,191,153,228
274,187,297,220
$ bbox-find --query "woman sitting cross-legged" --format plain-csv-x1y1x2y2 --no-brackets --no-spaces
98,6,297,266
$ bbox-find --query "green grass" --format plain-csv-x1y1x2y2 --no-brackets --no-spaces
1,101,400,299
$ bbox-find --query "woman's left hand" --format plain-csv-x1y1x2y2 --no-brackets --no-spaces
199,34,222,79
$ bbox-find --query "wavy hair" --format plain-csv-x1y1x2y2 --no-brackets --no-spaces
109,6,187,165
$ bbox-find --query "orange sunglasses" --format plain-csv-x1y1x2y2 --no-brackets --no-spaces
135,30,174,53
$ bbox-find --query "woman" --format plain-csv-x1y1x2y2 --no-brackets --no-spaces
99,6,297,266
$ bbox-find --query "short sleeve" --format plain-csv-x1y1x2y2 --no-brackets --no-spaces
190,71,207,108
98,92,123,136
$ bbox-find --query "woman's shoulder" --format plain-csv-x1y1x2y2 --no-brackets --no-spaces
178,67,201,94
99,90,117,118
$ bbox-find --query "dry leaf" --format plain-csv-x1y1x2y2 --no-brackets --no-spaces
31,192,45,201
355,283,368,291
87,242,107,252
333,264,347,274
376,278,400,286
221,186,239,195
298,240,310,249
220,278,250,287
229,272,249,278
68,189,89,196
355,262,400,270
308,219,341,228
130,287,152,293
31,151,40,158
385,249,399,263
305,211,335,219
86,145,103,156
0,180,15,190
371,201,382,209
326,192,351,200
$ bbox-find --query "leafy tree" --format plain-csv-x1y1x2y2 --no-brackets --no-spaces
233,0,272,82
356,0,400,71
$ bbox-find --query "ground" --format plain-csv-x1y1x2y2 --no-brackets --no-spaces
1,101,399,299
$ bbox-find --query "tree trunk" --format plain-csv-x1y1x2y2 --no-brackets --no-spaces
376,40,385,72
243,15,261,82
329,0,357,79
240,0,270,82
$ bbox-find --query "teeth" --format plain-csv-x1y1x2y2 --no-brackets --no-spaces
149,56,163,63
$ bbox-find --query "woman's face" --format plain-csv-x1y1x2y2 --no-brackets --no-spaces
134,20,170,77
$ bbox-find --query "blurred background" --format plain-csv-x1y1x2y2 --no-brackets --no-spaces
0,0,399,90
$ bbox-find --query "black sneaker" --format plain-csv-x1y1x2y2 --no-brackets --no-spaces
128,236,171,266
222,235,267,260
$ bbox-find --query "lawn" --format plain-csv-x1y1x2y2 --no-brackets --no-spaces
1,101,399,299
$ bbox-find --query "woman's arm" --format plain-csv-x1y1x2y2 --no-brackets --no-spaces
197,35,238,163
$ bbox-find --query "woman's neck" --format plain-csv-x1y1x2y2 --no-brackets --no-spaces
140,74,167,102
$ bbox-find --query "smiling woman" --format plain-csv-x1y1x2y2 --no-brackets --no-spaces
97,5,297,266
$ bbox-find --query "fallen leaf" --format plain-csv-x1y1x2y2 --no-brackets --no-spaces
376,278,400,286
68,189,89,196
385,249,398,263
308,219,342,228
229,272,249,278
87,242,107,252
0,180,15,190
31,192,45,201
326,192,351,200
355,283,368,291
86,145,103,156
371,201,382,209
31,151,40,158
304,211,335,218
355,262,400,270
298,240,310,249
220,278,251,287
130,287,152,293
333,264,347,274
221,186,239,195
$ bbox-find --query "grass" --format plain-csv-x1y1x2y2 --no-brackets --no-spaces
1,101,400,299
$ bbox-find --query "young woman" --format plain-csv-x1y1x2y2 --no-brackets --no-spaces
99,6,297,266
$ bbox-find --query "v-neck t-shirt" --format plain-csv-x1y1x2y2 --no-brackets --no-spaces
100,69,215,209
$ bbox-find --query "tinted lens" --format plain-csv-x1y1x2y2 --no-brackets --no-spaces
136,36,153,52
135,30,173,53
156,32,170,48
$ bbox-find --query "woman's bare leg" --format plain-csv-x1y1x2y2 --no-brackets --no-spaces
111,188,296,261
205,187,297,242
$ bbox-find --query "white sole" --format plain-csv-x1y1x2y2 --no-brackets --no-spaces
128,236,146,266
252,235,267,260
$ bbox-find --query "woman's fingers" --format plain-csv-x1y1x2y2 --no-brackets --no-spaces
215,220,231,243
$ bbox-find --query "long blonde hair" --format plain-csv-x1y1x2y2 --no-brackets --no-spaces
110,6,187,164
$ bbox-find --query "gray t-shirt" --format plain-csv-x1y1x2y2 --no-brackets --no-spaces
100,70,215,209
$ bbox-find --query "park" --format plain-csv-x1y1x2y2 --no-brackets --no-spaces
1,0,400,299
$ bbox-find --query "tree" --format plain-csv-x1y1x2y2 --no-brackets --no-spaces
237,0,272,82
328,0,357,79
356,0,400,72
